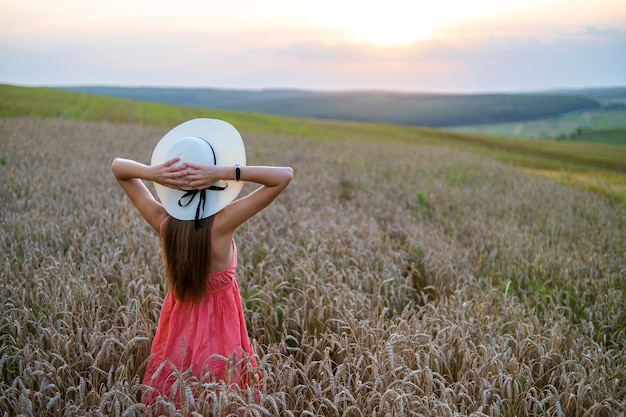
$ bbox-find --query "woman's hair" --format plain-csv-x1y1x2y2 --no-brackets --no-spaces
162,216,213,302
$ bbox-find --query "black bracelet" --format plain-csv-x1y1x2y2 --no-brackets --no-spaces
235,164,241,181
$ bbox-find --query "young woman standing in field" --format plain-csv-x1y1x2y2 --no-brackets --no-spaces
111,119,293,403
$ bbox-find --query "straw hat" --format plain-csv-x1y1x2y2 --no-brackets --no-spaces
151,118,246,222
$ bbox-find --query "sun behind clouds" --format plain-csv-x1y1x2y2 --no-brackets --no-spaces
333,2,446,46
348,20,435,47
325,0,609,47
326,0,508,46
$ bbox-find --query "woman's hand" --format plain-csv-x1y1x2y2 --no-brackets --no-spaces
146,158,189,189
182,162,228,190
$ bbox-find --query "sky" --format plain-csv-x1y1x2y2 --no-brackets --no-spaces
1,0,625,93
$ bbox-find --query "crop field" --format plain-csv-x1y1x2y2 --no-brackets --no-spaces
2,115,625,416
1,93,625,415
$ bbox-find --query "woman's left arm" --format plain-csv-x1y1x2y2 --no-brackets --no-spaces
184,164,293,235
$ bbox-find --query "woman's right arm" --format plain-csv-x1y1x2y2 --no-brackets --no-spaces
111,157,188,232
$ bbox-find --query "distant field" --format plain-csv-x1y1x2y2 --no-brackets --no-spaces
2,84,626,204
451,109,626,143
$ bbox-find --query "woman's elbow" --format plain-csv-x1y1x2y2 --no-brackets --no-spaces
111,157,132,181
283,167,294,186
111,158,121,177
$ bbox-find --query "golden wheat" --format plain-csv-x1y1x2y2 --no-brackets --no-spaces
1,117,624,416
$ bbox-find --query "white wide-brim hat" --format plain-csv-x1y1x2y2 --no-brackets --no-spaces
151,118,246,221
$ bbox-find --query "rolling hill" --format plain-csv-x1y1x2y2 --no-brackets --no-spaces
53,85,609,128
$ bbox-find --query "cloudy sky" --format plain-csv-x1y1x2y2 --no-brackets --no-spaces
1,0,625,93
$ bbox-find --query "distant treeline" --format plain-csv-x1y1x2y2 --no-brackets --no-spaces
54,86,623,127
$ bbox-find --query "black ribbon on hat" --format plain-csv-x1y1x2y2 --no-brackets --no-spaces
176,138,228,230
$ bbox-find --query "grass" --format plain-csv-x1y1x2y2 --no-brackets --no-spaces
451,109,626,142
567,126,626,145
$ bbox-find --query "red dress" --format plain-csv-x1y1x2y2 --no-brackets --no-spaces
142,218,257,402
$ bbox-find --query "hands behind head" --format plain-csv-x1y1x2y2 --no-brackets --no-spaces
146,158,188,190
181,162,226,190
149,158,225,190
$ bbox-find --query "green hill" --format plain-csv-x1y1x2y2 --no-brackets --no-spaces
54,85,602,127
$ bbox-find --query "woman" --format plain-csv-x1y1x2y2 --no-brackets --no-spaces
111,119,293,402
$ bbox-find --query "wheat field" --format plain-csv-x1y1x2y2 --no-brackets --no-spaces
1,117,625,416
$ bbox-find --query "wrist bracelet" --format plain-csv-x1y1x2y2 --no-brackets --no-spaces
235,164,241,181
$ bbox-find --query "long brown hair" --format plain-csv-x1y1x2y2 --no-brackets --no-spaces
162,215,213,302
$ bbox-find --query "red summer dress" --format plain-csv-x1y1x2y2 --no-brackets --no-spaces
142,217,257,402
